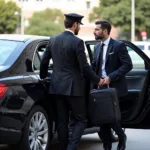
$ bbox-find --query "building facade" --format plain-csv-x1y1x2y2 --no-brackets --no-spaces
7,0,118,38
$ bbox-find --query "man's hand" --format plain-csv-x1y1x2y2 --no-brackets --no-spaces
98,78,104,87
103,76,111,85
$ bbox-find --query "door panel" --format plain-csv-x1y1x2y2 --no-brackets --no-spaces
121,43,150,122
126,70,147,90
121,69,149,121
85,40,150,124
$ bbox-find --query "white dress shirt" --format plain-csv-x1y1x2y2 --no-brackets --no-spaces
101,37,111,78
65,29,74,35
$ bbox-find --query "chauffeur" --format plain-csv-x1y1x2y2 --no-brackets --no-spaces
40,13,103,150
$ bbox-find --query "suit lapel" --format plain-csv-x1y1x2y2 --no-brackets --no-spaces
105,38,113,63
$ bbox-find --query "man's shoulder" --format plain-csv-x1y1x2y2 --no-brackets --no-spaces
67,36,83,46
51,32,63,39
73,35,83,42
50,32,83,46
111,38,124,46
48,33,61,42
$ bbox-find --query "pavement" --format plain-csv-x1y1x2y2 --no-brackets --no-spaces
0,129,150,150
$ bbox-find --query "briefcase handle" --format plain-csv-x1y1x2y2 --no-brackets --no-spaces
98,84,109,89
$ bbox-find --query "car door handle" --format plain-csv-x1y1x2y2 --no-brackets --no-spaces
29,84,35,88
40,77,51,83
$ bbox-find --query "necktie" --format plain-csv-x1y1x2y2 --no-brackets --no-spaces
96,43,105,77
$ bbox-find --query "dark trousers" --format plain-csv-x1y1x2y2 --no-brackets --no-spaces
99,97,126,149
99,121,126,149
55,95,87,150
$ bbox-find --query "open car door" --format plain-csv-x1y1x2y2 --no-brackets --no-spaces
85,40,150,129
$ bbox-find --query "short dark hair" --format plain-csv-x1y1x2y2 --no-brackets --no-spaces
64,18,75,28
95,20,111,35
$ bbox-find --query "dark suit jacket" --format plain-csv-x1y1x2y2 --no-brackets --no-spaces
91,38,133,97
40,31,100,96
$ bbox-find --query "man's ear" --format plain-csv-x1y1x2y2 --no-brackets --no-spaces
73,22,77,28
103,29,108,34
103,29,107,34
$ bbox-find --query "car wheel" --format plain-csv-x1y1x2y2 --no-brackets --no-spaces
19,105,51,150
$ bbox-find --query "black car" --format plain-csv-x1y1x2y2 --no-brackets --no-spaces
0,34,150,150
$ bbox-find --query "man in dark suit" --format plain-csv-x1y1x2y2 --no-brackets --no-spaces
40,13,103,150
92,20,133,150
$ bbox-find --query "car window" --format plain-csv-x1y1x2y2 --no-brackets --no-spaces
85,42,145,70
84,44,95,63
38,46,53,69
148,46,150,50
89,45,95,52
33,52,40,71
0,40,20,65
126,46,145,69
33,42,53,71
83,43,91,64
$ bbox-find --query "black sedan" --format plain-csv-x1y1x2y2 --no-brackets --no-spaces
0,34,150,150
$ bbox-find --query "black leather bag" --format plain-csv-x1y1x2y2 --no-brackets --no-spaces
88,87,121,126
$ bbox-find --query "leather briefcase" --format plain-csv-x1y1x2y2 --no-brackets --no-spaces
88,87,121,126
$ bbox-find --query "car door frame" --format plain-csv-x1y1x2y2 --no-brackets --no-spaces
85,40,150,128
31,39,56,134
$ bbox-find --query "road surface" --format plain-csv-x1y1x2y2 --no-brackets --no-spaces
0,129,150,150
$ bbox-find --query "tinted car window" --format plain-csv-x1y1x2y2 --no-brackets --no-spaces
37,45,53,69
88,43,145,69
89,45,95,52
148,46,150,50
0,40,21,65
33,52,41,71
126,46,145,69
33,42,53,71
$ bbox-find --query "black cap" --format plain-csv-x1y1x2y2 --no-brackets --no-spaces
64,13,84,25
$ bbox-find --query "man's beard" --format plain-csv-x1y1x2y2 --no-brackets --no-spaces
95,35,103,40
74,27,79,35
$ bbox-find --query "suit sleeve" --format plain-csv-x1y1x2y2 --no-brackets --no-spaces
91,45,97,71
76,40,100,84
40,39,52,79
108,43,133,81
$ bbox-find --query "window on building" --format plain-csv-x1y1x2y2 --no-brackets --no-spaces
86,1,91,9
19,0,28,1
19,0,43,2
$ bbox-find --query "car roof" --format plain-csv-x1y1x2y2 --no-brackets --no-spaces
0,34,50,42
